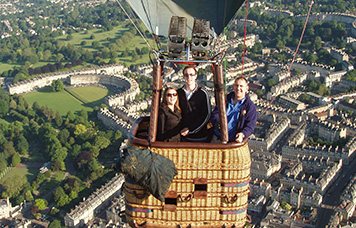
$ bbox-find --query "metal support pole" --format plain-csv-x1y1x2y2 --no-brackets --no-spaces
148,62,163,143
213,64,228,143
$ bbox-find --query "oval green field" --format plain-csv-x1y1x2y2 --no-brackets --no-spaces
22,86,114,116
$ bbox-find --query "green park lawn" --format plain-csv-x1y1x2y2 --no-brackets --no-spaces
0,23,154,74
22,86,113,116
57,22,154,65
0,167,38,184
0,63,21,73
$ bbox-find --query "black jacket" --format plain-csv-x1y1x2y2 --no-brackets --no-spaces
157,106,182,142
177,86,211,140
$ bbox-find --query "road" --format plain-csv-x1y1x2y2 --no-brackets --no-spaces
316,156,356,227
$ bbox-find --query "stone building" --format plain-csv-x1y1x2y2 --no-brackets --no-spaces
292,208,317,227
280,157,342,195
249,116,290,152
248,195,266,214
249,179,272,199
278,95,306,111
317,120,347,142
337,200,355,221
324,70,347,88
272,70,290,83
64,174,124,228
7,64,125,95
260,201,294,227
337,100,356,114
282,141,356,165
272,185,322,208
97,108,131,137
267,73,307,100
250,151,282,180
0,198,11,219
105,191,126,226
330,47,349,62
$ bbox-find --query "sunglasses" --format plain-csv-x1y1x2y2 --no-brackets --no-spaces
184,72,196,77
167,93,178,97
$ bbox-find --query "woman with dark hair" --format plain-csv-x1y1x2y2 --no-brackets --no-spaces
157,87,182,142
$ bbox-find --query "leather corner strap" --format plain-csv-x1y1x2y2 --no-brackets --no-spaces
214,83,225,92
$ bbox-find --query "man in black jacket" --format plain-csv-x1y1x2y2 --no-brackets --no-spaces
177,66,211,142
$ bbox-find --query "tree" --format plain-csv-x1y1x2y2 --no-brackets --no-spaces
0,99,9,117
65,111,75,122
43,50,51,61
74,124,87,136
3,141,16,159
88,158,100,172
56,193,70,207
92,41,100,49
34,198,48,210
51,79,64,92
266,78,277,88
48,220,62,228
281,201,292,210
66,34,73,41
11,153,21,167
0,159,7,172
94,136,110,149
51,159,64,171
55,111,63,127
1,175,27,199
16,135,29,155
77,151,92,168
71,144,81,157
35,172,47,185
58,129,70,145
114,130,122,141
56,53,64,62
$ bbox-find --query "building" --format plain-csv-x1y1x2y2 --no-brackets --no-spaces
250,151,282,180
64,174,124,228
0,198,11,219
278,95,306,111
317,121,347,142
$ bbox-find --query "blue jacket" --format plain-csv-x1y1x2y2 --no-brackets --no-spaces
210,93,257,141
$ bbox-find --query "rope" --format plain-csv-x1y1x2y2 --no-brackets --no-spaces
140,0,155,34
257,0,314,118
240,0,249,77
116,0,154,51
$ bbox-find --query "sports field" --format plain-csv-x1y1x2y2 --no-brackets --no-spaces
22,86,113,116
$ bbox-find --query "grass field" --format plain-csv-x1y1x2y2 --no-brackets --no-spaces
0,22,155,74
0,167,38,184
57,22,155,65
22,86,113,116
39,171,65,195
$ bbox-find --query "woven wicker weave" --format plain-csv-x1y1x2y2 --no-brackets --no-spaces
125,142,251,228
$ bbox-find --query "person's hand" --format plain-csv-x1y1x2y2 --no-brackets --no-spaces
181,128,189,136
235,132,245,143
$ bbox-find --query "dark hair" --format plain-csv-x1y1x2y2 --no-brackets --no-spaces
161,87,181,112
183,65,197,76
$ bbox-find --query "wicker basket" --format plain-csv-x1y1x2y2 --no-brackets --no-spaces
125,142,251,228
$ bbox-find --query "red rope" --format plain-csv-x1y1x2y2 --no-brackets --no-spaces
257,0,314,118
241,0,249,77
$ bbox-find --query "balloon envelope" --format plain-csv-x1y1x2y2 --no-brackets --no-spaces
125,0,246,37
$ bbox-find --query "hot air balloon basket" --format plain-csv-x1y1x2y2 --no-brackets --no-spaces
124,143,251,228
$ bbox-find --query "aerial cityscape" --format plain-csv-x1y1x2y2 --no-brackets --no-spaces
1,0,356,227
